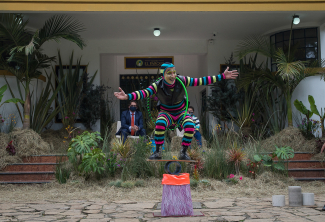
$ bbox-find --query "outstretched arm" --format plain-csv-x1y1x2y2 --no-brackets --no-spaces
114,83,158,101
182,67,239,87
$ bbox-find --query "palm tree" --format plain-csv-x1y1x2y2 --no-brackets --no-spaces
0,14,86,129
235,34,325,127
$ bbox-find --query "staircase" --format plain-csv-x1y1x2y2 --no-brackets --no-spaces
283,152,325,182
0,155,68,184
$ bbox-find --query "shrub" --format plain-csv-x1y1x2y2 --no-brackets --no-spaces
190,179,199,188
55,165,71,184
134,180,145,187
121,181,135,188
121,137,153,181
78,148,106,180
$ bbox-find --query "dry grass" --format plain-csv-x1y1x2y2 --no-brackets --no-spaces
0,171,325,203
260,126,317,153
0,129,52,170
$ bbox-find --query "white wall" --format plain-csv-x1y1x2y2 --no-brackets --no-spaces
3,23,325,136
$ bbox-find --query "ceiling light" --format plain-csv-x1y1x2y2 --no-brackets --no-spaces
293,15,300,25
153,28,160,37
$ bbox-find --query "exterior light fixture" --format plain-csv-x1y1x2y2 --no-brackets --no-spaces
153,28,160,37
293,15,300,25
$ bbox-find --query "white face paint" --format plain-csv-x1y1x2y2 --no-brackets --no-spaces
164,67,176,85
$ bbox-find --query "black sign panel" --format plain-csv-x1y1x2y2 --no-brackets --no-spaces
125,56,174,69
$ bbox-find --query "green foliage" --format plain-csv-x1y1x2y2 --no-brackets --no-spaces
79,73,109,129
69,131,102,155
256,146,294,171
55,164,71,184
0,13,86,129
207,54,243,125
53,50,97,128
296,118,320,140
134,180,145,187
190,179,199,188
274,145,294,160
105,151,124,177
294,99,313,119
121,181,135,189
121,137,153,181
0,85,24,109
78,148,106,180
258,87,287,135
308,95,325,137
108,180,122,187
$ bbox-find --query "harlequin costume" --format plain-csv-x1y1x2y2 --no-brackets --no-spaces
126,62,226,160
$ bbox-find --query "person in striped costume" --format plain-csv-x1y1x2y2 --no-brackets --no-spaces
114,62,238,160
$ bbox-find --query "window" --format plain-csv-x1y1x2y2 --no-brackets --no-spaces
270,28,318,72
119,74,161,116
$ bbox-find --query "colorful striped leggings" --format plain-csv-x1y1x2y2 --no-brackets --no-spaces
154,110,195,147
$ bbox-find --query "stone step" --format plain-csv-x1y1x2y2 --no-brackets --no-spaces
22,155,68,163
2,163,58,172
0,171,55,182
286,160,325,169
294,177,325,182
0,180,52,184
288,168,325,178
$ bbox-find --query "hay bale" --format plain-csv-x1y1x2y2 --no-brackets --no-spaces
41,128,68,153
0,133,21,170
260,126,317,153
10,128,51,157
0,128,52,170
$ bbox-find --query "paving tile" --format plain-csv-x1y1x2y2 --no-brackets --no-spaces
203,201,234,208
222,215,246,221
306,215,325,222
83,209,101,214
114,200,137,204
86,213,105,219
244,220,275,222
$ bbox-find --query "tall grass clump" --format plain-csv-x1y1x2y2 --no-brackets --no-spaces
121,136,154,181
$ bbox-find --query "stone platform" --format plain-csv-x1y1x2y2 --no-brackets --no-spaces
0,197,324,222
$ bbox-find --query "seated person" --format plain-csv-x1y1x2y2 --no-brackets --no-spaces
116,101,146,143
188,106,202,147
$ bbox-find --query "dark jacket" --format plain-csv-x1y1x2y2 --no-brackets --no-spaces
116,110,144,135
156,75,188,107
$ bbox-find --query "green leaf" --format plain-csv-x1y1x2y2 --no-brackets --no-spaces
275,146,294,160
0,85,7,96
4,98,24,104
308,95,320,116
253,154,262,162
274,162,285,170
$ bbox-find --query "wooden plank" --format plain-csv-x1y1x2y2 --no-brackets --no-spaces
146,159,197,163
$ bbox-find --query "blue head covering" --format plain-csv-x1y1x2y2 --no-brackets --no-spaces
160,62,175,76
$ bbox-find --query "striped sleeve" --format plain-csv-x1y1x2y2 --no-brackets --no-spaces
127,83,158,100
193,116,200,129
182,74,224,87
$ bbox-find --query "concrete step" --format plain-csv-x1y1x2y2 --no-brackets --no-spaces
2,163,58,172
0,171,55,182
288,168,325,178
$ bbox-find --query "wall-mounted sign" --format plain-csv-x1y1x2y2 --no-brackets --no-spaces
125,56,174,69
